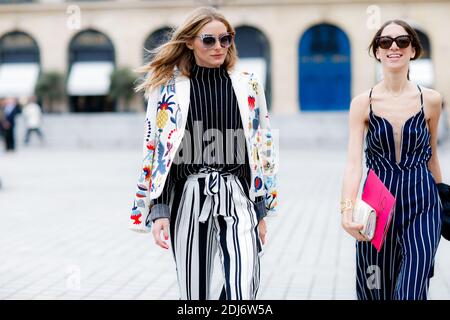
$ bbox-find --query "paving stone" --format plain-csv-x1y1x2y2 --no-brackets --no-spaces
1,141,449,300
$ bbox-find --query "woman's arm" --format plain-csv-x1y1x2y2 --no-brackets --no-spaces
151,171,174,221
341,93,370,241
251,74,276,244
129,87,160,233
253,74,278,216
425,89,443,184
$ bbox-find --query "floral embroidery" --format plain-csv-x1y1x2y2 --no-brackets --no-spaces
165,141,174,157
131,201,142,225
136,199,145,208
153,140,167,177
146,140,156,151
252,109,260,136
254,177,263,191
266,187,278,212
131,213,142,225
250,79,259,95
248,73,278,214
248,96,255,111
142,165,151,181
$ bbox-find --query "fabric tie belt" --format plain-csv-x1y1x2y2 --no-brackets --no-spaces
187,168,235,223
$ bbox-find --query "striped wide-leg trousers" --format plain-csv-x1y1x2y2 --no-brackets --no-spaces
169,171,263,300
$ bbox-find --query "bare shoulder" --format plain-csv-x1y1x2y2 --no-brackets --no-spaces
349,90,371,119
421,86,442,111
351,90,371,107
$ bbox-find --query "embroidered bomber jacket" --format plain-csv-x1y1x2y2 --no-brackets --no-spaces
130,69,278,233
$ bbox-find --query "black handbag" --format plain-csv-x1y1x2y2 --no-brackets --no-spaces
437,183,450,241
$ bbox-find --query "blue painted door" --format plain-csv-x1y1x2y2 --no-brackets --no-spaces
299,24,351,111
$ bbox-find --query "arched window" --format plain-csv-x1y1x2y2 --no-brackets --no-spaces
0,31,40,98
67,29,115,112
143,27,172,64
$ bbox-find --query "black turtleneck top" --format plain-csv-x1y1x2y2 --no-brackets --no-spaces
151,64,251,215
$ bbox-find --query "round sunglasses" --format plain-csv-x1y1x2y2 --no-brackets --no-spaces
195,32,235,49
376,35,412,49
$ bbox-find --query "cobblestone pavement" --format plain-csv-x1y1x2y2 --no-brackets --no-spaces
0,143,449,300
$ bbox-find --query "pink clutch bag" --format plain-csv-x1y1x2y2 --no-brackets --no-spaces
361,169,396,252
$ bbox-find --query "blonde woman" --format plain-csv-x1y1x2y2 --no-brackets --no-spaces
129,7,278,300
341,20,443,300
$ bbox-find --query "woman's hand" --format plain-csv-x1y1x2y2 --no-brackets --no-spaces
152,218,170,249
341,210,369,241
258,218,267,245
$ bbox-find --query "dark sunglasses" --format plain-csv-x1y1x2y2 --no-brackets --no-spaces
195,32,235,49
376,35,412,49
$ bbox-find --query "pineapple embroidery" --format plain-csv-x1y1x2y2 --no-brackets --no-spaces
156,93,175,131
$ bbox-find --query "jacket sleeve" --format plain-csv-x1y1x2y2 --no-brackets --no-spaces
253,75,279,216
150,169,173,222
129,87,159,233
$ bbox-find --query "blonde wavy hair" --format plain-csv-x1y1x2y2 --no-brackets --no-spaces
135,6,238,96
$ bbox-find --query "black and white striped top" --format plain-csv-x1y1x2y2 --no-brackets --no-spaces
153,64,251,208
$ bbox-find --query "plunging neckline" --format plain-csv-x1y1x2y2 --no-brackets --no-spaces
369,107,425,166
367,84,429,167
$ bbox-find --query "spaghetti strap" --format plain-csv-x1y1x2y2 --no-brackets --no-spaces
417,84,424,108
368,88,374,112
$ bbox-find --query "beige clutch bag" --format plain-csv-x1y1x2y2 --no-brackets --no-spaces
352,199,377,240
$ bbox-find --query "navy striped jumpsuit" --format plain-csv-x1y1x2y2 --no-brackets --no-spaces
356,85,442,300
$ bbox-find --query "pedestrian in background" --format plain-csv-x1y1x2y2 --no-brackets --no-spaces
23,96,44,146
129,6,278,300
0,97,21,152
340,19,443,300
